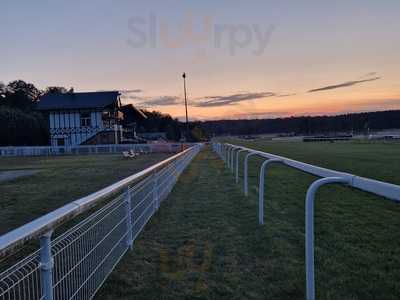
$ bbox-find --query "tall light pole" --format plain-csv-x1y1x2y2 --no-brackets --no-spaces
182,72,189,141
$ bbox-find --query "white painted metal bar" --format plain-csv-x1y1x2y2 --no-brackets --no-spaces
243,151,269,196
305,177,350,300
124,187,133,250
258,159,283,225
230,146,237,172
0,145,201,257
222,144,227,163
227,145,233,168
0,144,202,300
218,143,400,202
39,231,54,300
226,145,230,167
212,142,400,300
0,143,197,157
235,149,248,183
230,146,242,173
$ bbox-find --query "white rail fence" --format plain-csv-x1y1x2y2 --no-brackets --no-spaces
212,142,400,300
0,143,195,157
0,144,202,300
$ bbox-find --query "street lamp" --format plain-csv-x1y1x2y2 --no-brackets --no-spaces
182,72,189,141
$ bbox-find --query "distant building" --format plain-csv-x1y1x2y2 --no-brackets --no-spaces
119,104,148,143
138,132,167,141
37,91,126,146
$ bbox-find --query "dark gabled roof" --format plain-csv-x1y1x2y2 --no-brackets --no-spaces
120,104,148,119
36,91,120,110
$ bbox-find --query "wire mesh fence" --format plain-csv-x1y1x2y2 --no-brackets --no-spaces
0,145,201,300
0,143,195,157
213,142,400,300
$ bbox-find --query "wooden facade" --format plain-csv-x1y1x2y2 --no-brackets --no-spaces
37,91,122,146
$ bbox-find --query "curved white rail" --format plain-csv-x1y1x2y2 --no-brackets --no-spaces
0,145,201,256
212,142,400,300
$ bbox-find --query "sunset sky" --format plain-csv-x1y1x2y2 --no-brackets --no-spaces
2,1,400,120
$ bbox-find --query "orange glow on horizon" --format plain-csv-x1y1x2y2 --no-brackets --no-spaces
123,90,400,121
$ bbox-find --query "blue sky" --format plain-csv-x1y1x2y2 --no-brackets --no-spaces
2,1,400,120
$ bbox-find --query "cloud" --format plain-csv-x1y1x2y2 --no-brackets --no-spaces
120,89,143,93
122,90,296,108
137,96,181,107
353,98,400,111
124,95,143,100
379,98,400,106
230,110,291,119
359,72,377,79
120,89,143,100
308,76,381,93
277,93,297,97
193,92,276,107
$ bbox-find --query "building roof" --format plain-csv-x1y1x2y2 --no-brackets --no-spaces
36,91,120,110
120,104,148,120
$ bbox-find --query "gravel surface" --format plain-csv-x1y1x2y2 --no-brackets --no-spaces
0,170,40,183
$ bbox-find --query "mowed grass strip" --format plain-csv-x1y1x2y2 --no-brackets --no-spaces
0,153,170,235
97,146,400,300
225,139,400,184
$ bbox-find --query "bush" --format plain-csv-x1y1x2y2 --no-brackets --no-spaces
0,107,49,146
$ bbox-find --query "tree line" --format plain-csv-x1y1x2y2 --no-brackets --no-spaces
0,80,57,146
5,79,397,145
0,79,207,146
136,110,208,142
197,110,400,136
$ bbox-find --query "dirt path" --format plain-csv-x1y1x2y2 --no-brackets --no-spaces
0,170,40,183
96,148,298,300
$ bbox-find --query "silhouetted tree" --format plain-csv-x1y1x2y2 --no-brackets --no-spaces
137,110,182,141
0,106,49,146
0,80,52,145
190,126,207,141
44,86,74,95
199,110,400,136
1,80,41,111
0,82,6,99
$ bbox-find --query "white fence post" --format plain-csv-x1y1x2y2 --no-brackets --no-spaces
244,152,259,196
214,142,400,299
230,147,239,172
305,177,349,300
153,171,159,211
236,149,247,183
226,145,230,167
39,231,54,300
124,187,133,250
0,145,202,299
258,159,283,225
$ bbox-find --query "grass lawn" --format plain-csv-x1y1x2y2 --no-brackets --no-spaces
96,144,400,299
0,153,170,235
223,139,400,184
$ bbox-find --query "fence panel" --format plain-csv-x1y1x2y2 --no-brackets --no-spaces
0,143,195,157
0,145,202,300
212,142,400,300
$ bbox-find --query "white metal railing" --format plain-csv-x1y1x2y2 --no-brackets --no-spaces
212,142,400,300
0,144,202,300
0,143,195,157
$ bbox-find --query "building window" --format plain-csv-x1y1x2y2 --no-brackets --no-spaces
57,138,65,146
80,112,91,127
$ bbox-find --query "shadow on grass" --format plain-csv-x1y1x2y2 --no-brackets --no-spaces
96,147,400,300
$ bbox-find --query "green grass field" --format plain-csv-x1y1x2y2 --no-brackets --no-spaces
2,142,400,299
0,153,170,235
96,142,400,299
223,139,400,184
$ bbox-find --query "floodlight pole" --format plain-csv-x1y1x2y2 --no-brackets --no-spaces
182,72,189,141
